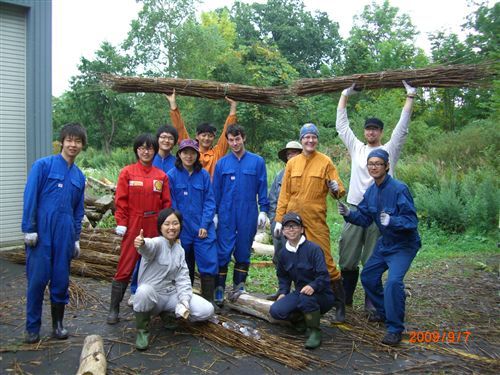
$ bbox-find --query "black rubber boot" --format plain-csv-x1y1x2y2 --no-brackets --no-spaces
185,250,196,286
215,265,228,307
289,311,307,334
107,280,128,325
51,303,69,339
364,294,377,315
200,275,216,302
24,331,40,344
304,310,322,349
341,269,359,306
331,279,346,323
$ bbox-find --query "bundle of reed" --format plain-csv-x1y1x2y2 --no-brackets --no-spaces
68,280,102,308
181,317,328,370
102,74,293,107
293,62,496,96
80,228,121,255
71,259,115,280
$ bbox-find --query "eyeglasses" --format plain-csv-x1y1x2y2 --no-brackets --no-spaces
367,162,386,168
138,146,154,153
283,223,301,230
159,135,175,141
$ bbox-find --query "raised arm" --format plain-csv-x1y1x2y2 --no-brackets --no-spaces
336,84,362,152
212,97,237,158
166,90,190,142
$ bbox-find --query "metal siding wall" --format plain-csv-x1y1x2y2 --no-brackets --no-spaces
0,0,51,246
0,3,27,245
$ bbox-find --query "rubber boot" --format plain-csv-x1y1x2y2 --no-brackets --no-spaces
135,311,151,350
304,310,322,349
185,250,196,286
51,303,69,339
229,262,249,302
288,311,307,334
107,280,128,325
159,311,178,330
331,279,346,323
341,269,359,306
24,331,40,344
364,294,377,315
200,275,216,302
214,265,228,307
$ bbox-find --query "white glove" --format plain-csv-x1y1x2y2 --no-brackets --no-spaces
175,300,190,319
257,212,267,229
403,80,417,96
338,201,350,217
341,83,360,97
73,241,81,259
380,212,390,226
24,233,38,247
115,225,127,236
327,180,339,193
213,214,218,229
273,222,282,238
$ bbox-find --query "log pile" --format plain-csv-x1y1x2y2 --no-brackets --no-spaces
103,62,496,106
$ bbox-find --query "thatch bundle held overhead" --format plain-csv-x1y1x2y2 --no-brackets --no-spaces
103,62,496,107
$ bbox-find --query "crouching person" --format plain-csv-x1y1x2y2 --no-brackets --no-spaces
132,208,214,350
269,212,334,350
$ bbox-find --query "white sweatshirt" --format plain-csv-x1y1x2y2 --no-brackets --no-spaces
336,108,411,205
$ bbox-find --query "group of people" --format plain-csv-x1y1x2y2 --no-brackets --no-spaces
21,81,421,351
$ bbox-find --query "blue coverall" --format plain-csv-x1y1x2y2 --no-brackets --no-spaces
167,166,218,276
22,154,85,334
270,239,335,320
153,153,176,174
213,151,269,267
344,174,421,334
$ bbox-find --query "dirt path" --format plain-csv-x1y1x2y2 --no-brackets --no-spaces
0,256,498,374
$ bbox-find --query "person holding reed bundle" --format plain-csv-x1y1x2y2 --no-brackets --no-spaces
22,123,87,344
132,208,214,350
266,140,303,301
274,123,347,323
269,212,334,350
167,139,218,304
338,149,421,346
165,90,237,177
336,80,417,314
107,134,171,325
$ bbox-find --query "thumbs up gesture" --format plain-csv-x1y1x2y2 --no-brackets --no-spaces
134,229,145,249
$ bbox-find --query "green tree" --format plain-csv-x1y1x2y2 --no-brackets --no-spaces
343,0,427,74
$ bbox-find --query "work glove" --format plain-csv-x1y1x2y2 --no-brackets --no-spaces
24,233,38,247
115,225,127,236
380,212,390,226
402,80,417,96
175,300,190,319
73,241,81,259
342,83,360,97
273,222,282,238
257,212,267,229
338,201,350,217
213,214,218,229
327,180,339,194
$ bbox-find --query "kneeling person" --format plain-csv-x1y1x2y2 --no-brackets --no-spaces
132,208,214,350
269,212,334,350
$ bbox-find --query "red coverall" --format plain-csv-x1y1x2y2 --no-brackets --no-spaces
113,162,171,282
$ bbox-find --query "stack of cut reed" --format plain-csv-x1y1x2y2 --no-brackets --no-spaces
293,62,496,96
102,74,293,107
0,228,120,280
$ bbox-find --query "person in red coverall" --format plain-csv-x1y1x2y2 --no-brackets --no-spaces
107,134,171,324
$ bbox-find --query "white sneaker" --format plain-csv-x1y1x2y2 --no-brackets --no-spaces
127,295,134,307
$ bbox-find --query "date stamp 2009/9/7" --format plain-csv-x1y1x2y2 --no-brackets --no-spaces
408,331,471,344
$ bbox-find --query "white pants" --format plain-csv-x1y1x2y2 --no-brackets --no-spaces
133,283,214,322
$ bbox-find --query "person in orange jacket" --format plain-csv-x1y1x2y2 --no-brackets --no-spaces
165,90,237,177
107,133,171,325
274,123,347,322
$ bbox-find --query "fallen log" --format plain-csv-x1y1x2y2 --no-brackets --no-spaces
76,335,107,375
86,176,116,192
252,241,274,256
225,292,281,324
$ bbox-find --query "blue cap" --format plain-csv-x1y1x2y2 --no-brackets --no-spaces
367,148,389,163
299,123,319,140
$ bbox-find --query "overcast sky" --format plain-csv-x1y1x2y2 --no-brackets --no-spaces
52,0,488,96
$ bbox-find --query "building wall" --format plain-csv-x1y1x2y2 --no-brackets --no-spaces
0,0,51,247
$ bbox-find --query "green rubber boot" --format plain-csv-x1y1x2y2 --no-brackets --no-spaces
304,310,322,350
159,311,178,330
135,311,151,350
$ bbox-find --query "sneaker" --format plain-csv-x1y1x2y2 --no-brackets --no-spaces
381,332,402,346
127,295,134,307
